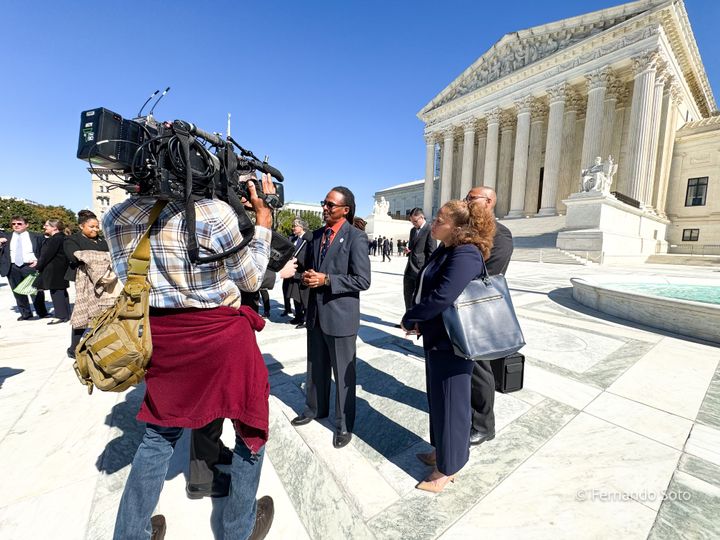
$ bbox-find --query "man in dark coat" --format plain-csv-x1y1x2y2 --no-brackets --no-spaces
403,208,436,311
0,215,48,320
291,186,371,449
465,186,514,445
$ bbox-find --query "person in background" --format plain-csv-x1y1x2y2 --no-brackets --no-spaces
0,215,48,320
35,219,71,324
402,208,436,311
402,199,495,493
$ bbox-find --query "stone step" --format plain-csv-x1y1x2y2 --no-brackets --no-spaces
511,248,585,265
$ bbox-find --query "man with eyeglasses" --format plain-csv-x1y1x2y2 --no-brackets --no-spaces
0,216,48,320
291,187,371,449
464,186,514,446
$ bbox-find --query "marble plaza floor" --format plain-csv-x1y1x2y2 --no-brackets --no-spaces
1,256,719,539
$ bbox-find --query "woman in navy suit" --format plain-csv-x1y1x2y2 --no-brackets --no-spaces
402,199,495,493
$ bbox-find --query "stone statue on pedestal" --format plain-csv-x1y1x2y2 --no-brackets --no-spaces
373,196,390,216
580,156,618,196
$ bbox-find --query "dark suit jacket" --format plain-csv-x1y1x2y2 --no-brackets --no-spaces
402,244,485,351
404,223,436,277
35,233,70,290
63,232,108,281
485,221,513,276
305,220,371,337
0,231,44,277
288,233,310,305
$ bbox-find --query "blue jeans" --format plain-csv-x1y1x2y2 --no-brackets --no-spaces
113,423,264,540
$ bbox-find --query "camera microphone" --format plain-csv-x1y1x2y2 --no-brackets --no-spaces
247,158,284,182
148,87,171,116
293,232,313,258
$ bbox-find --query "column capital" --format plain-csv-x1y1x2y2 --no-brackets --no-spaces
585,66,613,91
500,110,516,130
546,82,568,104
632,49,662,76
514,95,534,115
654,60,670,87
669,80,683,106
605,77,625,101
440,126,456,140
476,122,488,136
485,107,503,125
531,100,548,121
564,91,583,113
423,130,439,145
461,118,478,133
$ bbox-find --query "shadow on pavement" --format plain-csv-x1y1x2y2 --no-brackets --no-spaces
0,367,24,389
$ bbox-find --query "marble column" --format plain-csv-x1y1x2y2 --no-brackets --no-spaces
580,66,612,170
643,64,667,210
439,127,455,206
483,108,502,189
474,122,487,187
611,84,631,194
653,79,682,217
599,77,623,160
524,100,547,215
625,50,660,205
423,131,436,217
460,119,477,198
496,110,516,217
538,83,566,216
556,92,581,211
507,96,534,218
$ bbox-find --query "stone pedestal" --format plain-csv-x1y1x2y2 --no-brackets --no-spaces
364,213,413,241
556,192,669,264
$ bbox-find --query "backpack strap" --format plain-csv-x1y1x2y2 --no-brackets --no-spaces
126,200,168,285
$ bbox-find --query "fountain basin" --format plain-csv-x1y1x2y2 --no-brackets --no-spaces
570,275,720,344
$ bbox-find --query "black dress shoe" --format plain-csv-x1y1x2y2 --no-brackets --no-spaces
469,428,496,446
17,315,33,321
288,316,301,324
295,322,306,329
333,431,352,448
249,496,274,540
291,414,313,426
185,471,230,499
151,515,166,540
47,318,69,325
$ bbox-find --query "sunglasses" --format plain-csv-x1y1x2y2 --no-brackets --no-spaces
465,195,492,203
320,200,348,210
11,222,25,226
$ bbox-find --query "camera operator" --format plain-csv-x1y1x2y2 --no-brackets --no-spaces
104,174,279,540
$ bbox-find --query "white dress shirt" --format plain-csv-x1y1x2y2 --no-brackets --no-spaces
10,231,37,265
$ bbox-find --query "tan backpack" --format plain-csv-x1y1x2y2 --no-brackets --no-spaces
73,200,167,394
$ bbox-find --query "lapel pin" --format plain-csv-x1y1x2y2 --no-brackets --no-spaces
339,238,344,243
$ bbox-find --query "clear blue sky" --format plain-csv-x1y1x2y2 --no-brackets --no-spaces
0,0,717,218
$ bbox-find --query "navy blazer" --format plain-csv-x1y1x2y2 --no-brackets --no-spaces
305,220,371,337
402,243,486,351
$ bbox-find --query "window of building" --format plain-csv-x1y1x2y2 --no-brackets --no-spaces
685,177,708,206
682,229,699,242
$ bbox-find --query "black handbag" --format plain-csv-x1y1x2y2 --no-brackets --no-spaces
441,271,525,361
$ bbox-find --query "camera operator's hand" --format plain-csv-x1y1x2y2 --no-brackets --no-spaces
246,173,274,229
278,257,298,279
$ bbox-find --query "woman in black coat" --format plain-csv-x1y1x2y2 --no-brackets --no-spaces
401,200,495,493
35,219,71,323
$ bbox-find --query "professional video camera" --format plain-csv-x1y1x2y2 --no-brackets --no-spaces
76,107,284,208
76,97,293,267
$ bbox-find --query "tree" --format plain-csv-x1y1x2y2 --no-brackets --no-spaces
0,198,77,233
275,209,322,236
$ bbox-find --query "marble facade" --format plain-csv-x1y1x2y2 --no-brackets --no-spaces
416,0,717,256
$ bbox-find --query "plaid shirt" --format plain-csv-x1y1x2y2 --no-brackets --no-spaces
103,197,271,309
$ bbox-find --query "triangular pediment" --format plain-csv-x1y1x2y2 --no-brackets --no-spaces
421,0,669,116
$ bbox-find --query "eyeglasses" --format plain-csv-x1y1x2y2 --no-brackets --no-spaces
320,200,348,210
465,195,492,203
11,222,24,226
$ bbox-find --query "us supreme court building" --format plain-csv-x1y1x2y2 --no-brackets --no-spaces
414,0,718,256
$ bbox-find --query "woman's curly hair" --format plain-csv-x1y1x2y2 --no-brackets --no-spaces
440,200,495,260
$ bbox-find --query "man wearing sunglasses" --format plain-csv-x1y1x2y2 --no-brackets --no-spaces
464,186,514,447
0,216,48,320
291,187,371,449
